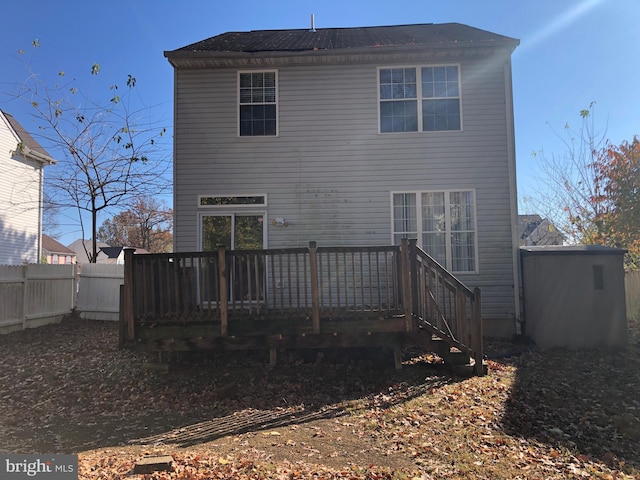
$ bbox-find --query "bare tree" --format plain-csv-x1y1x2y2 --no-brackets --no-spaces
4,40,170,262
524,102,609,244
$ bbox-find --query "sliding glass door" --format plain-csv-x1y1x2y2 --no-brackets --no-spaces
201,213,265,303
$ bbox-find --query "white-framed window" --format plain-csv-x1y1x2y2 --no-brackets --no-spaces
392,190,477,273
238,71,278,136
379,65,461,133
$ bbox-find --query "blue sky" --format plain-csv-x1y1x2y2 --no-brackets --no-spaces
1,0,638,245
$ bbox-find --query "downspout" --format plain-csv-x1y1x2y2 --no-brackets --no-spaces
172,67,178,253
504,56,522,335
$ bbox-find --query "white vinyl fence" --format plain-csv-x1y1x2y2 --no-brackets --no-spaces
0,264,77,334
76,264,124,321
0,263,126,334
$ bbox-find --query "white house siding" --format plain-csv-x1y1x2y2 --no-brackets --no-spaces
0,122,43,265
173,54,517,332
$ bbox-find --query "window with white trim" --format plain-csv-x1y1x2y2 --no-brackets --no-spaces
379,65,461,133
392,190,477,273
239,71,277,136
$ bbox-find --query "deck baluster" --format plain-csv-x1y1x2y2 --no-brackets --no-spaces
218,246,228,336
309,242,320,333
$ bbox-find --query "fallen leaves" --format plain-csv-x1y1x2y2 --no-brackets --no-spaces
0,318,639,479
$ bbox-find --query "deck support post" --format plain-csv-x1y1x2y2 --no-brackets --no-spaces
218,245,228,336
400,239,412,332
269,348,277,367
309,241,320,334
472,287,484,375
393,345,403,370
123,248,136,341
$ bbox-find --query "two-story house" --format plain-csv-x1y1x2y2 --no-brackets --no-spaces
164,22,520,337
42,234,77,264
0,110,56,265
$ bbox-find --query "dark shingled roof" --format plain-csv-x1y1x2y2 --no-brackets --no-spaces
168,23,518,55
2,110,54,162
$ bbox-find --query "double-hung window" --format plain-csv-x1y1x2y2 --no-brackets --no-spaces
392,190,477,273
379,65,461,133
239,71,277,136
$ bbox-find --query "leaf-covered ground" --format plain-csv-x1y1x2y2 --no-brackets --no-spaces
0,317,638,479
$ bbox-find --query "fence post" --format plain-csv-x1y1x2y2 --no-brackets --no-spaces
71,263,78,314
123,248,136,341
309,241,320,334
472,287,484,375
218,245,228,336
21,265,28,330
400,239,412,331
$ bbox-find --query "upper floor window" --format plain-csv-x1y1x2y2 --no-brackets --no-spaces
379,65,461,133
239,71,277,136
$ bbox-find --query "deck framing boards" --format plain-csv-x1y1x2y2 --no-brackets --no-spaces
123,328,441,353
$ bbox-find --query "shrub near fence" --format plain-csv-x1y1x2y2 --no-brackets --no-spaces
0,264,77,334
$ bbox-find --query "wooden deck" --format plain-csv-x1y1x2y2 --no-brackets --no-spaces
120,239,484,374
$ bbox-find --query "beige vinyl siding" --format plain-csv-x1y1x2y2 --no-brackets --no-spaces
0,121,42,265
173,55,517,324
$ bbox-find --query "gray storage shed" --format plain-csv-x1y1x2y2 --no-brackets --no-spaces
520,245,628,349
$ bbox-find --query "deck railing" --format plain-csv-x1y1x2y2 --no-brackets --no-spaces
122,239,482,373
405,239,483,370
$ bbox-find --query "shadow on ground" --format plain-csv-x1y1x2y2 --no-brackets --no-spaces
0,318,458,453
500,340,640,471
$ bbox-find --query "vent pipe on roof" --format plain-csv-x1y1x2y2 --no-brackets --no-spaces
310,14,316,32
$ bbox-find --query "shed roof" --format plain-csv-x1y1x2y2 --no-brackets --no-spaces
520,245,627,256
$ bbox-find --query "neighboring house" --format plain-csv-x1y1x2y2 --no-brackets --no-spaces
68,239,111,264
68,240,150,264
42,234,77,264
518,214,565,246
164,23,521,336
99,246,149,264
0,111,55,264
